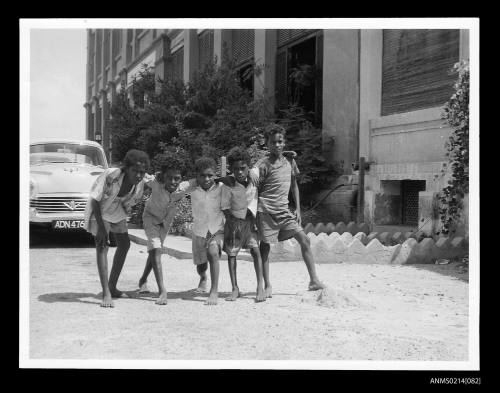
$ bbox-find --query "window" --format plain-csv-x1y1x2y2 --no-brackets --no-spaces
382,29,460,116
88,31,95,81
401,180,426,226
231,29,254,65
126,30,133,64
167,47,184,81
198,30,214,70
103,30,110,68
275,30,323,126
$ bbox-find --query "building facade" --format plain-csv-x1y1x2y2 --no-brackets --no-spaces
85,28,469,235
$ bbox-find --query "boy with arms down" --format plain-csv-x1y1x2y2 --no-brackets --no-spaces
137,160,196,305
256,124,326,297
220,147,266,302
189,157,225,305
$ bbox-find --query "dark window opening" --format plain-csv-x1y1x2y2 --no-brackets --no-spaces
275,32,323,126
401,180,426,226
237,62,254,95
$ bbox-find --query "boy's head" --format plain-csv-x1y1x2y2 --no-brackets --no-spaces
122,149,150,185
264,124,286,157
195,157,217,190
227,147,251,183
160,163,184,193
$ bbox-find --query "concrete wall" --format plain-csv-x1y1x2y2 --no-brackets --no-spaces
322,29,360,174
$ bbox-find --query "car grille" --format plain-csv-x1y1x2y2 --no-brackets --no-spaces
30,196,87,213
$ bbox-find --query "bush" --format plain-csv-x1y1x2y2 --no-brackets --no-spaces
439,61,469,235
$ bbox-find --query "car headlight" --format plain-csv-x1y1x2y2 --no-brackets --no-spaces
30,180,37,198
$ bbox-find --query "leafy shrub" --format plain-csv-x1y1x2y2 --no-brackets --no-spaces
439,61,469,235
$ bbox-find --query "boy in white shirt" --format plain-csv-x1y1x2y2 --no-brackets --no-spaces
189,157,225,305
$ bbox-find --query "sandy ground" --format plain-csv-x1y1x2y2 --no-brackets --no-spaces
29,237,469,361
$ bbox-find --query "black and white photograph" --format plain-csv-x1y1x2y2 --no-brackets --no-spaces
20,18,479,371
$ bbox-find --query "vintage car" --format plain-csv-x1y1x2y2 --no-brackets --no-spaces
29,139,108,231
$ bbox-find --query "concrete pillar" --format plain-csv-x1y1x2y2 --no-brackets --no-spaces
213,29,232,65
321,29,360,175
120,29,128,67
94,30,101,90
154,33,172,90
183,29,199,83
359,30,382,161
86,30,92,102
253,29,276,110
459,29,469,61
101,30,108,86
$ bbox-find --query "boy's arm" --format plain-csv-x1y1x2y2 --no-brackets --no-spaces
170,178,198,201
290,175,302,227
91,198,108,247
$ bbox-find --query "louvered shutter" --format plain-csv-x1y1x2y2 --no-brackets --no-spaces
381,29,460,116
231,29,255,65
277,29,315,47
275,48,289,110
198,30,214,70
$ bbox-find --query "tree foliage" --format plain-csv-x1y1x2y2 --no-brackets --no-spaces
439,60,469,235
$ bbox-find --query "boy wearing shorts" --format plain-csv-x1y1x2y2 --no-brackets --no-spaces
84,149,150,308
137,161,196,305
256,124,325,297
220,147,266,302
190,157,225,306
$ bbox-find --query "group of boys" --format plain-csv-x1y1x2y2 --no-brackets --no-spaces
85,124,325,308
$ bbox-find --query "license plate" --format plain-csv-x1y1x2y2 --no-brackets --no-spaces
52,220,85,229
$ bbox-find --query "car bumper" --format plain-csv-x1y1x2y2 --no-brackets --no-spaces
29,208,85,223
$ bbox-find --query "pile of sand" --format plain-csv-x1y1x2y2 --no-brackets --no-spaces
316,287,370,309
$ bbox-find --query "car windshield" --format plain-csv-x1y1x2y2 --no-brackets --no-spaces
30,143,106,167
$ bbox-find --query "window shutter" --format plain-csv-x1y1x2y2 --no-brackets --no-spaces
275,48,288,110
277,29,316,47
198,30,214,70
382,29,460,116
231,29,255,65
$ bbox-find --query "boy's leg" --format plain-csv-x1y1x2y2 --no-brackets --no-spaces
95,245,113,307
293,231,326,290
108,232,131,297
250,247,266,302
225,256,240,301
205,242,220,305
196,263,208,293
150,248,168,305
138,254,152,293
259,241,272,298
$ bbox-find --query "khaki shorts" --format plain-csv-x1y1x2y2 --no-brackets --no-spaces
256,210,303,244
87,218,128,237
192,230,224,265
143,213,169,252
223,212,259,257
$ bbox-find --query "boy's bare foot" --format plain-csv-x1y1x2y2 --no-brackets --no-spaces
255,286,266,302
110,288,124,298
308,280,326,291
194,277,208,293
138,280,150,294
265,284,273,298
155,292,168,305
205,291,218,305
225,288,240,301
101,294,114,308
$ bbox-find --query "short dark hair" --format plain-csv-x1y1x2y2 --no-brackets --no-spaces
264,123,286,142
194,156,217,174
160,159,186,176
227,147,251,167
122,149,150,169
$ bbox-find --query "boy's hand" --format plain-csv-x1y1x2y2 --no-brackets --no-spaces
248,170,259,186
295,211,302,227
283,150,297,159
